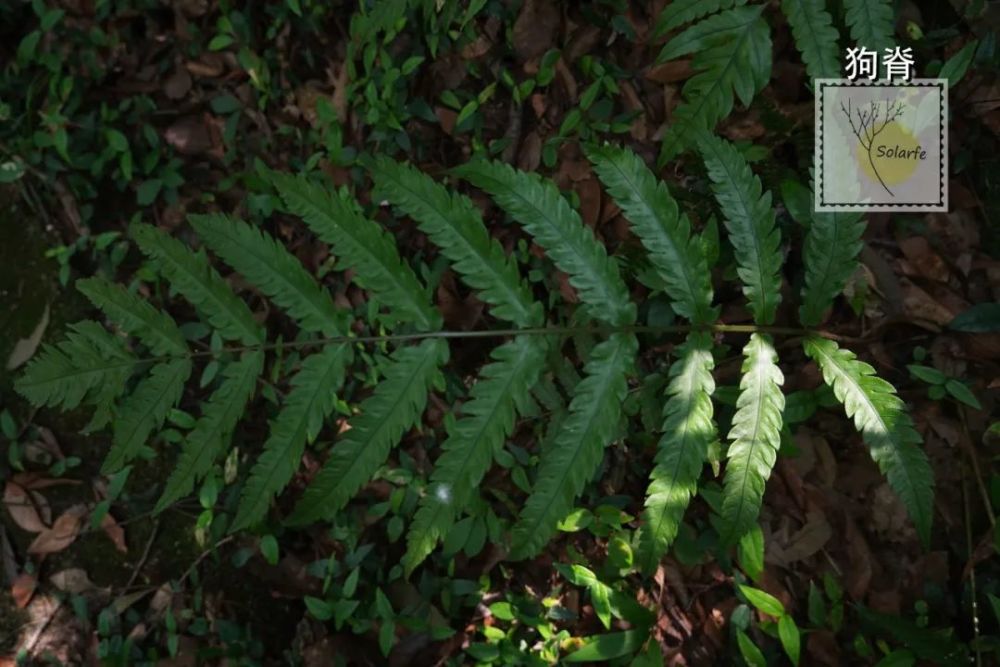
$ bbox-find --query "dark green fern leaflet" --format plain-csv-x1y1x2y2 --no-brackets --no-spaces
510,333,637,559
369,158,543,328
586,144,717,324
804,337,934,546
652,0,747,37
843,0,894,53
403,336,547,574
15,320,134,414
190,213,348,337
697,133,783,326
287,339,449,526
130,223,264,346
155,351,264,513
77,277,187,356
453,160,636,327
719,333,784,545
103,358,192,473
231,344,353,531
271,172,441,331
658,5,772,163
781,0,841,80
799,206,865,326
636,332,716,573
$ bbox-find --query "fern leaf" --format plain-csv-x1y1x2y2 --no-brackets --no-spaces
231,344,353,531
697,133,783,326
369,158,543,328
652,0,747,38
719,334,785,545
271,172,441,331
636,332,716,573
658,6,772,162
804,336,934,545
130,223,264,345
189,213,347,336
585,144,716,325
402,336,547,574
453,160,636,327
510,333,636,559
781,0,841,80
799,207,865,326
77,277,187,356
103,359,192,473
15,321,135,412
287,339,448,526
155,351,264,513
843,0,894,53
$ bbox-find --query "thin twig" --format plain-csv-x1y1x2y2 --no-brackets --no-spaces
125,518,160,590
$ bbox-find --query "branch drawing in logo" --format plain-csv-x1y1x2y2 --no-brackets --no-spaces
839,98,906,196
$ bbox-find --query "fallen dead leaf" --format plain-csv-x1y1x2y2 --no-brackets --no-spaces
769,511,833,566
165,115,213,156
101,513,127,554
512,0,560,62
164,67,192,100
899,236,949,282
27,505,86,556
4,482,48,533
50,568,95,594
12,572,36,608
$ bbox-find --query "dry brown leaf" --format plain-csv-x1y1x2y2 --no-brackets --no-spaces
12,572,36,608
899,236,949,282
27,504,86,556
769,512,832,566
512,0,560,62
164,67,193,100
165,116,213,156
843,517,873,600
50,568,95,594
101,513,128,554
4,482,47,533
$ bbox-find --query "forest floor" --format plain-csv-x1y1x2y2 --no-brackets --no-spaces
1,1,999,665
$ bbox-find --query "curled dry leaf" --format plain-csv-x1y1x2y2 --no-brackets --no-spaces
12,572,36,608
27,504,86,556
3,482,48,533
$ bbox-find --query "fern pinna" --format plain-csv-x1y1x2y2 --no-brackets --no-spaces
15,0,933,566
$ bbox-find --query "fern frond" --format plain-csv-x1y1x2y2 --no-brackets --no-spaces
189,213,347,336
130,223,264,345
368,158,543,328
402,336,547,574
77,277,187,356
636,331,716,573
585,144,716,324
287,339,449,526
781,0,841,80
658,6,772,162
271,172,441,331
509,333,636,559
719,333,785,545
14,321,135,412
697,133,783,326
103,359,192,473
799,207,865,326
843,0,894,53
231,344,353,531
452,160,636,327
652,0,747,38
804,336,934,545
155,351,264,513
